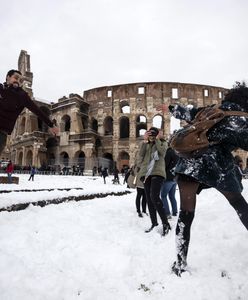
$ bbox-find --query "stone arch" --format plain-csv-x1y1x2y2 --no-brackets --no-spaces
118,151,130,169
60,151,69,166
18,152,23,165
119,116,130,138
91,118,98,132
103,116,113,135
26,150,33,166
74,151,85,169
152,114,164,129
38,106,50,132
61,115,71,132
120,100,130,113
136,115,147,137
101,152,114,172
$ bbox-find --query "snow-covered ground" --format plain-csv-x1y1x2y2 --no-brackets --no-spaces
0,174,247,300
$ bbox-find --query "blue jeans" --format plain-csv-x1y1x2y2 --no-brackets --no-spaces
160,180,178,215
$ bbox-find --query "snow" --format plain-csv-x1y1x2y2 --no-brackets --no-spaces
0,174,248,300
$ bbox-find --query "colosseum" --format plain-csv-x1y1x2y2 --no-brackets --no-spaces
2,50,247,173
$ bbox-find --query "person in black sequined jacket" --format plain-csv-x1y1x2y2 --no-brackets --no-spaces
163,82,248,276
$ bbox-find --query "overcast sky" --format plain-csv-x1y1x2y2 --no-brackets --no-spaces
1,0,248,101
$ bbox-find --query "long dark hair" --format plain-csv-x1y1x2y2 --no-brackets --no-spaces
223,81,248,111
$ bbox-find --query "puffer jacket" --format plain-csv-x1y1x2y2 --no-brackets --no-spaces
136,139,168,180
170,102,248,193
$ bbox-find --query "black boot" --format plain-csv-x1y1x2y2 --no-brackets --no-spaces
138,212,143,218
145,223,158,233
162,222,171,236
172,210,195,276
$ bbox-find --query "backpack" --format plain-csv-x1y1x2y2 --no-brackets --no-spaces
170,105,248,157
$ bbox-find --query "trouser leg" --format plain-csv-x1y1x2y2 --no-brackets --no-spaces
220,191,248,230
169,183,178,215
136,188,143,213
141,189,147,213
144,177,158,226
149,176,169,225
160,181,171,215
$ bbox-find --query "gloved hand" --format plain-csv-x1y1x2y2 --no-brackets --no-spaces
168,105,175,112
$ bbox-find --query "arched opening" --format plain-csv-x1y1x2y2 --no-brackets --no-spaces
26,150,33,166
60,151,69,166
101,152,114,172
120,100,130,113
119,116,130,138
74,151,85,171
152,115,164,129
118,151,130,170
136,115,147,137
61,115,71,132
103,116,113,135
18,152,23,166
92,118,98,132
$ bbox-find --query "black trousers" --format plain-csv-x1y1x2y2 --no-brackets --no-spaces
144,176,168,225
136,187,147,213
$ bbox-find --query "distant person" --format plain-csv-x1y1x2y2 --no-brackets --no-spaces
0,69,59,156
6,160,14,183
92,166,97,176
28,166,36,181
101,167,108,184
113,167,120,184
133,165,147,217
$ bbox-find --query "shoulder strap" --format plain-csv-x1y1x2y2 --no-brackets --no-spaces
223,110,248,117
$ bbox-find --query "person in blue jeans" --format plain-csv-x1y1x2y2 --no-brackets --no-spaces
161,146,179,218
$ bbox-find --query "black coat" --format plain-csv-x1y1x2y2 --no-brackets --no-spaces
165,147,179,181
170,102,248,193
0,83,53,134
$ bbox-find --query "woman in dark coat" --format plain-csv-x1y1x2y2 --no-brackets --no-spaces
167,82,248,276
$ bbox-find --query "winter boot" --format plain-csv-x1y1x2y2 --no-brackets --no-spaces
172,210,195,276
145,223,158,233
162,222,171,236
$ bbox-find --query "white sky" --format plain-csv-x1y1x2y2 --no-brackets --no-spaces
0,174,248,299
1,0,248,101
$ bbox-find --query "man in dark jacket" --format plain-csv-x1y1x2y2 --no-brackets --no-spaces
0,70,58,155
161,82,248,276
